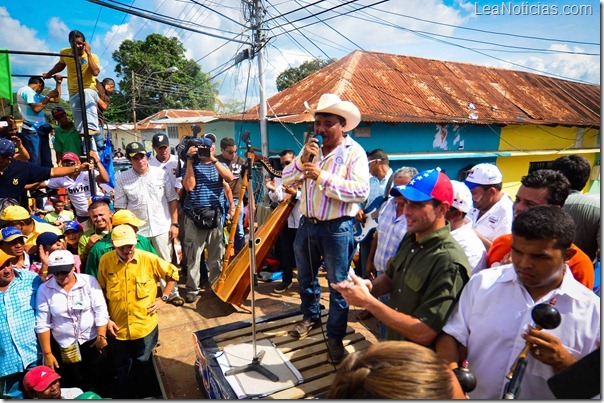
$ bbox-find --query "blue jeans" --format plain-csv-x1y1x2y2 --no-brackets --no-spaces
294,216,355,341
22,126,53,167
111,326,159,398
69,89,99,134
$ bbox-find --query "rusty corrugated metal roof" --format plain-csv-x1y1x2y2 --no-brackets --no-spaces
240,50,600,128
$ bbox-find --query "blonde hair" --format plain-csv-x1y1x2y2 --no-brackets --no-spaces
327,341,454,399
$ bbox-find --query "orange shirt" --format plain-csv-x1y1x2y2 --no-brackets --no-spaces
488,234,594,290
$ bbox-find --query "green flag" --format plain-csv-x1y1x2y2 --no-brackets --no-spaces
0,49,13,105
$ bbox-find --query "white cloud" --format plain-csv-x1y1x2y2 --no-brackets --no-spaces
0,7,52,91
47,17,69,41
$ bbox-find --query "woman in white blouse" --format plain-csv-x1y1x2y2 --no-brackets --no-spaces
35,250,111,396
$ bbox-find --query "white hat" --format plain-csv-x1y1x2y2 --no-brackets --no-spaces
48,250,75,274
450,180,473,213
304,93,361,132
464,163,502,189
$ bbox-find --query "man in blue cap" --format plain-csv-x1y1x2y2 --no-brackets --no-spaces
333,168,471,346
181,137,233,303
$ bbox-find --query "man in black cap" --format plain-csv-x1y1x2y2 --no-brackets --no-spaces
148,133,182,194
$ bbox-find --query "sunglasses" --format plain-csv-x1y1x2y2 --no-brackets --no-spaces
62,161,76,167
53,270,72,276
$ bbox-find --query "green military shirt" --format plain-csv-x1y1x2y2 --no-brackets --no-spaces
385,223,470,342
84,232,157,278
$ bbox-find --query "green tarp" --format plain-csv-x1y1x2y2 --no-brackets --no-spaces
0,49,12,105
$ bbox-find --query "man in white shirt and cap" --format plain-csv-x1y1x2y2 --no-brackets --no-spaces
464,163,513,250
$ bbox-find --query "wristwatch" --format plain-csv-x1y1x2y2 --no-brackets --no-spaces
161,295,169,302
171,223,179,228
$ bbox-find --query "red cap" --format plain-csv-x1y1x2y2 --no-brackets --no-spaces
61,152,80,163
23,365,61,392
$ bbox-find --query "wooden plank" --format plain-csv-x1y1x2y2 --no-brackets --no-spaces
195,309,376,399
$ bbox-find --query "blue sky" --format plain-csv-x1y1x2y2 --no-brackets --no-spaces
1,0,599,111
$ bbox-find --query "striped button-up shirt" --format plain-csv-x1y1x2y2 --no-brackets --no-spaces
0,269,42,377
282,135,369,221
114,165,179,238
374,197,407,275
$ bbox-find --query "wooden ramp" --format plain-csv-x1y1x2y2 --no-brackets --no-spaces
192,309,374,399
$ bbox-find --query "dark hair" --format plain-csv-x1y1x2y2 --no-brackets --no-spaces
367,149,389,164
220,137,235,149
551,154,591,191
68,30,86,44
512,205,575,250
328,341,454,399
101,78,115,87
279,149,295,157
520,169,570,207
28,76,44,86
88,200,110,212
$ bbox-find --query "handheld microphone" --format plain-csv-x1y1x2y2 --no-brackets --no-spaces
309,134,322,163
313,133,323,148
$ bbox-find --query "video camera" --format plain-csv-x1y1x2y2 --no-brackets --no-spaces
179,137,212,160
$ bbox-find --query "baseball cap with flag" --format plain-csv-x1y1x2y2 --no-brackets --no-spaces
396,168,453,205
450,180,473,213
464,163,503,190
47,250,75,274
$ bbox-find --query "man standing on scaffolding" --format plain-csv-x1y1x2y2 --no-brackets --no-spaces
42,30,101,152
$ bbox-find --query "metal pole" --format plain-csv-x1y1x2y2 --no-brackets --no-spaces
132,71,138,141
70,41,96,197
254,0,269,157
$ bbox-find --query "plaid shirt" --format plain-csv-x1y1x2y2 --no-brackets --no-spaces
374,198,407,274
0,269,42,377
114,166,179,238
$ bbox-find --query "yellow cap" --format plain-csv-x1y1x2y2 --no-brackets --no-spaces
111,225,137,247
111,210,146,228
0,249,15,266
0,205,30,222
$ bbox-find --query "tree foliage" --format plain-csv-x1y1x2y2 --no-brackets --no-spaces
275,58,334,92
105,34,218,123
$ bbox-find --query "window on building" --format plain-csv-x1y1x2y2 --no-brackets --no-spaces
168,126,178,139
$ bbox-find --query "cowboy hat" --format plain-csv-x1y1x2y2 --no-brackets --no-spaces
304,93,361,132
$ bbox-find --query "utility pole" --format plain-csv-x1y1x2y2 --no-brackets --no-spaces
252,0,268,157
132,70,138,140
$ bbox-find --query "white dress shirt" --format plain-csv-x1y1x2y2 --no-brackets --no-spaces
450,216,488,275
114,165,179,237
467,192,514,241
443,264,600,399
35,273,109,348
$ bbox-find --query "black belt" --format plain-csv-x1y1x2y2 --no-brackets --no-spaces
303,216,352,225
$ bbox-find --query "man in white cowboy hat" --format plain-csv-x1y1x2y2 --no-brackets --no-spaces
282,93,370,364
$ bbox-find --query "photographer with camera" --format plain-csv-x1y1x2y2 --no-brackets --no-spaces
181,137,233,304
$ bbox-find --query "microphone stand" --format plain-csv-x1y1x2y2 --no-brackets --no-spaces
224,133,279,382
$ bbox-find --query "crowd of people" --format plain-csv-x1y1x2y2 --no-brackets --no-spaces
0,34,600,400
